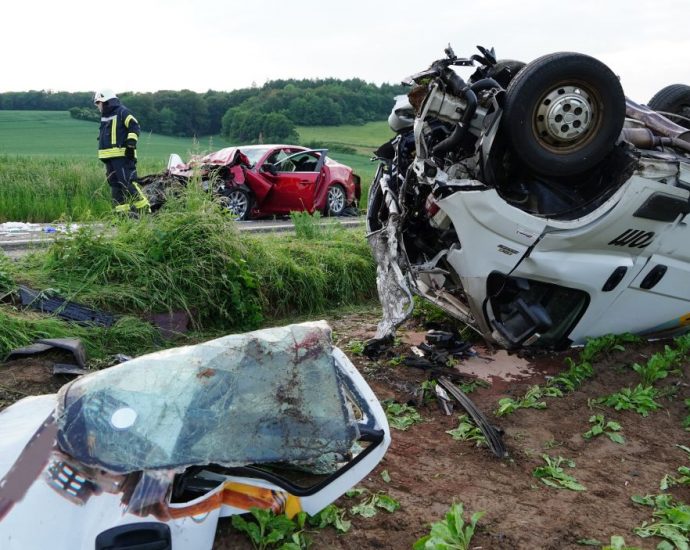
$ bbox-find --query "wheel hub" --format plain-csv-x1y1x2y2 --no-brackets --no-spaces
227,191,247,216
328,188,344,213
535,85,593,144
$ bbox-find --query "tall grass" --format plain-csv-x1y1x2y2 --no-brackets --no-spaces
5,186,376,344
0,155,108,221
0,155,166,222
0,309,160,360
250,213,376,317
29,187,264,330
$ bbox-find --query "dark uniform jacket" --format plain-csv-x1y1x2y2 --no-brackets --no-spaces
98,99,140,161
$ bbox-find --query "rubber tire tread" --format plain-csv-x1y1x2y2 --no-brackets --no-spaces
648,84,690,128
325,184,347,217
366,167,386,232
503,52,625,177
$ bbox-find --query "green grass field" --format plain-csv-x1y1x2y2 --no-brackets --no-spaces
296,121,393,154
0,111,230,160
0,111,384,221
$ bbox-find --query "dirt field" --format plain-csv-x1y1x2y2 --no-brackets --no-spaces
1,307,688,549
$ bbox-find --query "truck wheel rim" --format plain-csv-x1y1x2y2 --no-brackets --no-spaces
535,85,594,146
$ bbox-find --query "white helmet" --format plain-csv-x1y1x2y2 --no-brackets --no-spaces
93,89,117,104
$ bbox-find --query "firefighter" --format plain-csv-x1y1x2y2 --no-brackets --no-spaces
94,89,150,214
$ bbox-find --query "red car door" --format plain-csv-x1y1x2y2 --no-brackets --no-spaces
258,150,325,214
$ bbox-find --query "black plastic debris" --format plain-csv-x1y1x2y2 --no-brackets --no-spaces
425,330,457,348
425,330,474,355
402,329,506,457
437,376,507,458
403,329,475,384
403,356,469,384
5,338,87,369
52,364,89,376
19,286,116,327
363,334,394,359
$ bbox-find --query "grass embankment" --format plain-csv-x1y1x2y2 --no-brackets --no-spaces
0,189,377,360
0,112,387,221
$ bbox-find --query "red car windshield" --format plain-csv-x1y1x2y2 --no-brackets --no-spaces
237,146,274,166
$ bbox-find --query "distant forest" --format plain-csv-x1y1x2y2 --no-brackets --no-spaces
0,79,406,143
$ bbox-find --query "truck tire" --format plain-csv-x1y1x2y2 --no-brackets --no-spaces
503,52,625,177
648,84,690,129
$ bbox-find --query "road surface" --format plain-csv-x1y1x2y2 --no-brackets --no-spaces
0,218,364,258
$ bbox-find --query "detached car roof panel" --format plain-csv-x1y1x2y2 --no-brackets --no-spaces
56,321,358,474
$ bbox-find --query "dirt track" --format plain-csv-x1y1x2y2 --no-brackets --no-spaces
1,307,688,549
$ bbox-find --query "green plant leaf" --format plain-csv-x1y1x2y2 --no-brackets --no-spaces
231,515,262,545
350,498,377,518
446,415,487,446
533,455,586,491
373,493,401,513
308,504,351,533
384,401,423,431
607,432,625,444
412,535,431,550
414,502,484,550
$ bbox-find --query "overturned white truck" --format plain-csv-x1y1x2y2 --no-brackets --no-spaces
368,45,690,351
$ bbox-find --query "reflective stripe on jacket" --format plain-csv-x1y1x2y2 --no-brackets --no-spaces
98,100,140,161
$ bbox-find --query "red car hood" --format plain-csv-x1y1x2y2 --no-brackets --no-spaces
168,147,250,177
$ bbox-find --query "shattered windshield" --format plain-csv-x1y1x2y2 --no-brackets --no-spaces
238,146,273,166
56,322,358,474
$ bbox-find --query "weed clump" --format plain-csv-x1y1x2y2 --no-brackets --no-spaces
0,309,159,360
11,188,376,336
0,251,16,295
35,188,263,330
246,232,375,318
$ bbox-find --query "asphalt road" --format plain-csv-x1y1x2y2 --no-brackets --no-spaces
0,218,364,258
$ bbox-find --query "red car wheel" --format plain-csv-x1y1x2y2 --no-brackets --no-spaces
220,186,253,220
326,184,347,216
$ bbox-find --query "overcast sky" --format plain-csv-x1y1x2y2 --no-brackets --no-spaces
4,0,689,103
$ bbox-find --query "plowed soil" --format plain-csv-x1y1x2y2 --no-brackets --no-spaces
2,308,688,549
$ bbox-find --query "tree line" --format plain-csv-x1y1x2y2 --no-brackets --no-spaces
0,79,405,143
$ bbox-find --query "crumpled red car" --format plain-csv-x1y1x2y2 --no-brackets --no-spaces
145,145,361,220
